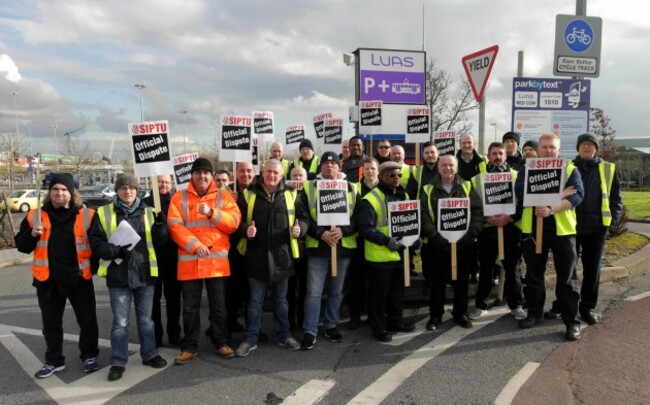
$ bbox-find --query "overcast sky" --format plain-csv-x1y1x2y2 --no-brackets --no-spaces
0,0,647,160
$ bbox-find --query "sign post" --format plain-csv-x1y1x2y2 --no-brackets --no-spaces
388,201,420,287
554,15,602,77
316,179,350,277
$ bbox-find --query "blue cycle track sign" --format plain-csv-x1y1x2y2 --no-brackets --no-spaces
553,14,602,78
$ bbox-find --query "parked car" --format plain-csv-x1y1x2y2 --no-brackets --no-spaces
90,184,116,198
0,189,47,212
80,184,115,208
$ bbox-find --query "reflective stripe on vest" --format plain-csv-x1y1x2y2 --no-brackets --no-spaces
295,156,320,175
599,162,615,226
96,204,158,277
521,163,577,235
303,180,357,249
236,188,300,258
27,208,95,281
363,188,400,262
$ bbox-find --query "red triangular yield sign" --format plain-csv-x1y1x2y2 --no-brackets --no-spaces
462,45,499,102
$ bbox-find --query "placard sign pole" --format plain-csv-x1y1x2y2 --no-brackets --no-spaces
536,216,543,254
150,175,161,213
330,225,337,277
404,247,411,287
497,226,505,260
451,242,457,281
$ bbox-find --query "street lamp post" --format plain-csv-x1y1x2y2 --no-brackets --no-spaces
134,84,146,121
490,123,497,143
9,92,19,192
52,125,59,171
180,110,187,153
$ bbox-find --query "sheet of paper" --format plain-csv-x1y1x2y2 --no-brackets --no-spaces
109,220,141,265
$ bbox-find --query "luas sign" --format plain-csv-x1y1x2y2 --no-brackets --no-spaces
358,49,426,105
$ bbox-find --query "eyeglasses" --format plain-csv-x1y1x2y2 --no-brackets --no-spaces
378,145,390,149
388,172,402,178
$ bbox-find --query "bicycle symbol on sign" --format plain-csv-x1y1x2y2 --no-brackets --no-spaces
566,27,592,46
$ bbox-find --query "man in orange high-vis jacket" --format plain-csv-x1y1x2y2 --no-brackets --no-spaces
15,173,100,379
167,157,242,364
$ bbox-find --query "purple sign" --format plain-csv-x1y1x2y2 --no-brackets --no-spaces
360,71,425,104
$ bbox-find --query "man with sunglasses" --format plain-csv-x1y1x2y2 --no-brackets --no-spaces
355,161,418,342
374,139,392,164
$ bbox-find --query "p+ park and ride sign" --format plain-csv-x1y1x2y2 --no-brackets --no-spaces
554,14,602,77
357,49,426,105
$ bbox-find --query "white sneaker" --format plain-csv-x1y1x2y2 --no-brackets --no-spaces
511,307,527,320
235,342,257,357
279,337,301,351
468,307,487,320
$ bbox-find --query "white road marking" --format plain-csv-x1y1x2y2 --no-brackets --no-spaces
347,307,510,405
281,379,336,405
493,361,540,405
383,312,452,346
0,323,175,405
626,291,650,301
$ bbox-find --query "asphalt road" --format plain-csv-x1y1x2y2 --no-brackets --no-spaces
1,259,649,405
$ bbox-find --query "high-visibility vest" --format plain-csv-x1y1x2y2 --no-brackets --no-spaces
520,163,577,236
471,168,521,229
598,161,616,226
422,181,472,242
96,203,158,277
303,180,357,249
362,188,407,262
294,156,320,176
27,208,95,282
236,188,300,258
401,164,415,187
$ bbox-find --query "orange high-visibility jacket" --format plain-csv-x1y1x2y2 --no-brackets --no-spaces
167,180,241,281
27,208,95,282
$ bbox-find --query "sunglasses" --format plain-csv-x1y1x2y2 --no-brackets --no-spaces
378,145,390,149
388,172,403,178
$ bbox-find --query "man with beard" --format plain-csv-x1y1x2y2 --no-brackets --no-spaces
374,139,392,164
289,139,320,180
342,135,367,183
406,141,439,200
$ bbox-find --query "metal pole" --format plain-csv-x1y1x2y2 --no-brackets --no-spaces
9,92,19,192
517,51,524,77
478,95,485,154
491,123,497,143
134,84,146,121
53,125,59,171
576,0,586,16
180,110,187,153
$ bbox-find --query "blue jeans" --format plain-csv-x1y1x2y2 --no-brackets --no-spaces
109,285,158,367
303,255,350,336
243,277,290,345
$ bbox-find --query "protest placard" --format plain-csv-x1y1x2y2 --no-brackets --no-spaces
433,130,457,156
480,172,516,216
523,158,565,207
388,200,421,287
316,180,350,226
313,112,333,139
285,125,306,146
220,116,252,162
404,107,430,143
172,153,199,190
252,111,274,142
129,120,174,178
323,118,343,153
438,197,470,281
358,100,382,134
252,135,259,169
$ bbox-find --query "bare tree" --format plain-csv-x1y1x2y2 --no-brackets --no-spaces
0,131,25,192
425,59,478,134
61,138,93,184
590,107,622,162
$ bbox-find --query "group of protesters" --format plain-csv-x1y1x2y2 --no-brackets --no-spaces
16,129,621,382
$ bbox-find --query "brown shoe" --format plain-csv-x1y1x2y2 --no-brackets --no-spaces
174,351,197,365
216,345,235,359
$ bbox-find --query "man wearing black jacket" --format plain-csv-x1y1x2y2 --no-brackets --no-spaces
143,174,182,347
16,173,100,378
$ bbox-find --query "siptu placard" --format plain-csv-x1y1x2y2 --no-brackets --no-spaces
433,130,457,156
404,107,430,143
437,198,469,243
286,125,306,146
172,152,199,191
252,135,259,168
316,179,350,226
323,118,343,148
523,158,566,207
221,115,252,162
480,172,516,216
129,120,174,178
358,100,382,134
388,200,420,247
313,112,333,139
252,111,274,142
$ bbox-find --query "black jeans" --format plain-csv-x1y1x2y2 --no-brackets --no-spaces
476,226,523,310
287,256,307,328
366,262,404,333
37,279,99,366
522,233,580,326
226,252,248,331
577,229,607,312
152,262,182,345
348,244,369,319
181,277,228,352
429,245,471,319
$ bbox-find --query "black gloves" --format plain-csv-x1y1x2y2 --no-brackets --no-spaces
411,238,423,251
117,244,132,261
154,211,165,226
386,237,404,252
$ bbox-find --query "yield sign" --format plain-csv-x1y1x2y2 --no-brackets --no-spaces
462,45,499,102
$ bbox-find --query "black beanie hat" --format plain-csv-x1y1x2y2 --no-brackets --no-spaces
320,151,341,166
49,173,75,192
502,131,521,145
299,139,314,151
191,157,214,173
522,140,538,150
576,133,599,151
